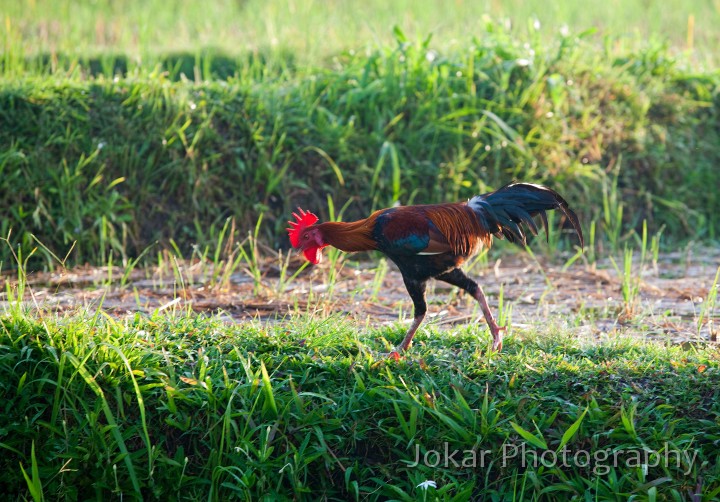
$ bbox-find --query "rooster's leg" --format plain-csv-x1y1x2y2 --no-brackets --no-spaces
396,314,426,352
473,284,505,351
395,277,427,352
437,269,505,351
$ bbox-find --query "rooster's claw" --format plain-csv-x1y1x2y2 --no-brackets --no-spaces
373,350,403,361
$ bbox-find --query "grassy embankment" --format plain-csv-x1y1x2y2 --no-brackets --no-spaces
1,5,718,266
2,308,719,499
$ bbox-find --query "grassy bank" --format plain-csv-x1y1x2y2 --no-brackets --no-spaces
1,311,718,499
2,27,719,268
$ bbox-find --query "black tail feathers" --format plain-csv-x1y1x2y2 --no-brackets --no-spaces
469,182,584,248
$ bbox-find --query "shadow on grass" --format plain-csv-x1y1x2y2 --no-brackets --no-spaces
18,48,297,80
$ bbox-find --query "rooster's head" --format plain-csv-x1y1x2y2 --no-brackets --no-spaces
287,208,327,264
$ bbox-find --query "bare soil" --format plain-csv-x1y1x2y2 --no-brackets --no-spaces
3,248,718,344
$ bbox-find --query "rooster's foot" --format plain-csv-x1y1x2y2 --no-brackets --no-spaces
373,350,403,361
489,324,506,352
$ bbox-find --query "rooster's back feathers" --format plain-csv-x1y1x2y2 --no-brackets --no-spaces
367,182,583,259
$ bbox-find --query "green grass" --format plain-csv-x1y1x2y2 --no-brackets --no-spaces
3,0,720,65
1,310,718,500
2,2,720,499
1,26,719,268
1,1,719,268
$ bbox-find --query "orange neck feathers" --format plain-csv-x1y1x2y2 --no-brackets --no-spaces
318,214,379,253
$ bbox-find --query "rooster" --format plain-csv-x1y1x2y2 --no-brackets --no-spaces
287,183,583,354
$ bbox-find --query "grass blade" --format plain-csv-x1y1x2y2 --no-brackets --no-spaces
510,421,548,450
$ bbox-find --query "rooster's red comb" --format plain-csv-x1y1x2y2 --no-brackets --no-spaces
286,208,319,248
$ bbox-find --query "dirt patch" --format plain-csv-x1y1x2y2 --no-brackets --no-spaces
2,249,718,344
